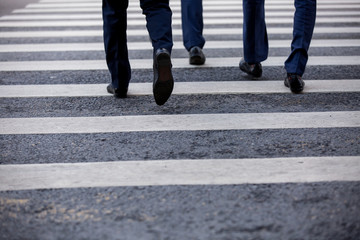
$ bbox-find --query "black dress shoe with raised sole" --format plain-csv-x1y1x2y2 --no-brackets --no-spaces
153,48,174,106
239,58,262,78
284,74,305,93
189,46,206,65
107,84,128,98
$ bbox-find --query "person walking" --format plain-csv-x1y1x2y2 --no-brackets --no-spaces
239,0,317,93
181,0,206,65
103,0,174,105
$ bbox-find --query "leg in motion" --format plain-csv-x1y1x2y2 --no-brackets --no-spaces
102,0,131,98
140,0,174,105
240,0,268,78
181,0,206,65
284,0,316,93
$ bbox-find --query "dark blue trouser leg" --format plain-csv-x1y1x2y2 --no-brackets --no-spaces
181,0,205,51
242,0,268,64
285,0,317,76
140,0,173,56
102,0,131,90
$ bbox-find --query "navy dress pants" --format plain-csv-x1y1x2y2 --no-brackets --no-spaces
243,0,316,76
181,0,206,51
102,0,173,90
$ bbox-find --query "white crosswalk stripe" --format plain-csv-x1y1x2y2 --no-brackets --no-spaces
1,56,359,71
37,0,360,3
0,0,359,192
1,39,360,52
1,80,360,98
2,11,360,20
1,17,360,27
13,5,360,13
1,156,359,191
1,111,359,135
1,27,359,38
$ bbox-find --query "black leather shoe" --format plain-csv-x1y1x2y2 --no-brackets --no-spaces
189,46,206,65
239,58,262,78
284,74,305,93
107,84,127,98
153,48,174,105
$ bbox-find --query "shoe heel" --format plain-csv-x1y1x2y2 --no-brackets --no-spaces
156,53,172,67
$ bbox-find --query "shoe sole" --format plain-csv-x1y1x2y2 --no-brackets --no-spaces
153,53,174,105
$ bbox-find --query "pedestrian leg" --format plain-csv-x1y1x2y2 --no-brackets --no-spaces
240,0,268,78
140,0,174,105
140,0,173,55
102,0,131,98
284,0,316,93
181,0,206,65
242,0,268,64
285,0,317,76
181,0,205,51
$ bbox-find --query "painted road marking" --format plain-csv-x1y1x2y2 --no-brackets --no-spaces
1,56,359,71
1,80,360,98
1,17,359,27
1,39,359,52
0,111,359,135
1,27,359,38
0,156,359,191
2,11,360,20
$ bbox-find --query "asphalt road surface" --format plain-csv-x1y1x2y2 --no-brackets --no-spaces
0,0,360,239
0,0,38,16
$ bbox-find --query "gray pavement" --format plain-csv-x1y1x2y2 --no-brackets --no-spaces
0,0,37,16
1,183,359,240
0,0,360,239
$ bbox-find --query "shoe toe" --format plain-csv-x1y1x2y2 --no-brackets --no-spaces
189,47,205,65
107,84,127,98
285,75,305,93
239,59,262,78
153,80,174,105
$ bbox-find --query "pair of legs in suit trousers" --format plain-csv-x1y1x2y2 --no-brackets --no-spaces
181,0,206,65
240,0,317,93
102,0,174,105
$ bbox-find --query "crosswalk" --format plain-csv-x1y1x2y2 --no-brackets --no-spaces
1,0,360,190
0,0,360,235
2,39,360,52
2,156,359,191
1,56,360,71
2,80,360,98
2,27,360,39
